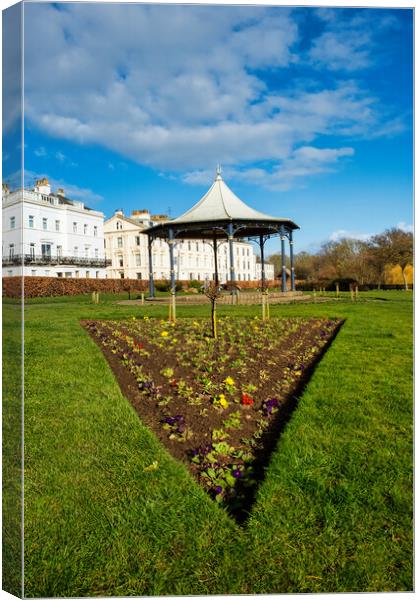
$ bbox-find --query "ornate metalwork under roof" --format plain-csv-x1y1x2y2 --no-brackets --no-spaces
143,170,299,240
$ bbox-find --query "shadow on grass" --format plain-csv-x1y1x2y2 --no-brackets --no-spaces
230,319,345,525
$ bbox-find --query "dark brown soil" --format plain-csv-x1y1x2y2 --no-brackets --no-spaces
81,316,343,521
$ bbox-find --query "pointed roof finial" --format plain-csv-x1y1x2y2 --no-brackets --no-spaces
215,163,222,180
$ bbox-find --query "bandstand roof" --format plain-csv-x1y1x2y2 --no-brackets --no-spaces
144,170,299,239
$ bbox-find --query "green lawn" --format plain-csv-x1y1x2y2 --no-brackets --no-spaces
6,290,413,595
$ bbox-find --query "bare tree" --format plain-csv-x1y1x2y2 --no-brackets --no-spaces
203,281,221,338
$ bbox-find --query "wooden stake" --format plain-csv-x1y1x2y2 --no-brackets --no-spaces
336,282,340,297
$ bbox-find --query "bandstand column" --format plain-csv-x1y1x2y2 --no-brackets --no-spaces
259,235,266,289
147,234,155,298
227,222,236,284
289,229,295,292
280,225,287,293
213,235,219,285
168,227,176,321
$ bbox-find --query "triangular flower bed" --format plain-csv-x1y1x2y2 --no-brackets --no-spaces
82,316,342,521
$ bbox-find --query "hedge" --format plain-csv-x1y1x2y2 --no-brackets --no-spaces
2,276,148,299
2,276,282,299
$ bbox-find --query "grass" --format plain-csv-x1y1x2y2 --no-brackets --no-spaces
4,290,412,595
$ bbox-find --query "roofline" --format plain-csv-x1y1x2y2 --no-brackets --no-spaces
143,217,300,236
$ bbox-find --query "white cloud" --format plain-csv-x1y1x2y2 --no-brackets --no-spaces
34,146,47,157
10,169,105,205
183,146,354,190
55,151,66,162
397,221,413,233
329,229,373,242
309,9,401,72
309,31,371,71
22,4,405,189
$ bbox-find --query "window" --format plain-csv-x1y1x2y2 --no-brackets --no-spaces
116,221,122,230
93,226,98,237
55,220,60,232
9,244,14,258
74,246,78,257
30,243,35,259
57,272,63,278
136,273,142,279
196,242,199,252
196,257,199,266
57,246,63,258
31,270,36,276
75,271,79,278
73,222,77,233
65,272,72,278
120,272,124,279
95,271,99,278
94,248,99,258
42,218,48,230
135,253,141,266
84,247,89,258
135,235,141,246
117,237,123,248
10,216,15,229
84,224,88,235
119,257,124,267
86,271,90,278
7,270,13,276
238,274,241,281
28,215,34,228
41,244,51,258
188,241,191,251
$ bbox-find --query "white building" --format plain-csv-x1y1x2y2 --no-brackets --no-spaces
2,178,109,278
255,260,275,281
104,209,274,283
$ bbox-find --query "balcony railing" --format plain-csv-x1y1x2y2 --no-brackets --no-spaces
2,254,111,268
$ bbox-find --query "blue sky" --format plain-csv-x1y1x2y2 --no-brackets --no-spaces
3,3,413,255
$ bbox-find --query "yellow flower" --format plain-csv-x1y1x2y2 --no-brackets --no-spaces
143,316,149,320
161,331,169,337
214,393,229,409
224,376,235,387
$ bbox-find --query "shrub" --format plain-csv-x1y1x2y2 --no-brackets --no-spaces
2,276,148,299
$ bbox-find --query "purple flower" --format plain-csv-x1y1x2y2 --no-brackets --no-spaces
215,486,223,495
263,398,279,416
232,468,242,479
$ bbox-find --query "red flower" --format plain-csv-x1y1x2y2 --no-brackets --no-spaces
241,393,254,406
170,379,178,388
138,343,144,349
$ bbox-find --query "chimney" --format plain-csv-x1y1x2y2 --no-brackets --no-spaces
115,209,124,216
2,183,10,195
35,177,51,195
57,188,65,197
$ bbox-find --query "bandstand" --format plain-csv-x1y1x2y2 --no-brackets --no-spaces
143,168,299,300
